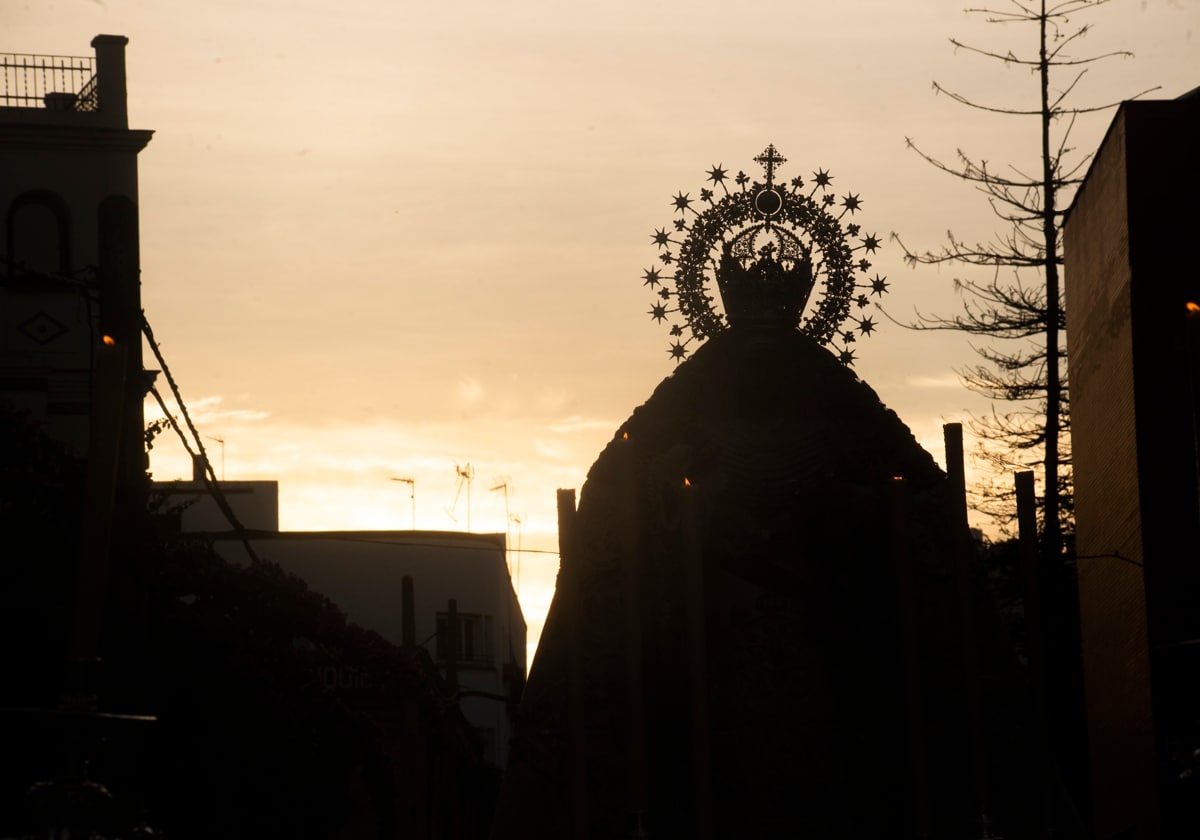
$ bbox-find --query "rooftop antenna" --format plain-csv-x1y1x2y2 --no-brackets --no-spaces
206,436,225,480
510,513,523,593
446,462,474,531
390,477,415,529
490,478,513,574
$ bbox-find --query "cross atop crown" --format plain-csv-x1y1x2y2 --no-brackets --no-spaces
754,144,787,186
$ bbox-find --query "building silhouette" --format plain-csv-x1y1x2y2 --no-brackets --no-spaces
154,471,527,770
492,328,1083,838
1,36,514,836
1,37,159,835
1,35,152,482
1064,89,1200,839
487,141,1101,838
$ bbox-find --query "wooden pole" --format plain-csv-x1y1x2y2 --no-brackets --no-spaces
891,476,931,838
944,423,991,831
616,436,649,832
558,487,589,840
1017,470,1055,835
401,576,415,648
72,341,128,662
680,479,713,839
445,598,459,694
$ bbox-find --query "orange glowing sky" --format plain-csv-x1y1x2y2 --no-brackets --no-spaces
8,0,1197,660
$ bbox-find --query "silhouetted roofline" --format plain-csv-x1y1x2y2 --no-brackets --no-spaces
200,528,507,547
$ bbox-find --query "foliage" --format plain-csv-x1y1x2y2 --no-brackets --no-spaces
894,0,1150,552
0,405,493,838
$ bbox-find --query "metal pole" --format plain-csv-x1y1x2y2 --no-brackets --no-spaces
390,477,415,529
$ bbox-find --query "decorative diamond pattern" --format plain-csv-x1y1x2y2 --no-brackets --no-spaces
17,311,69,345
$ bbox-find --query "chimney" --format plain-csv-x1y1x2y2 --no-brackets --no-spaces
90,34,129,129
402,576,415,647
192,454,207,483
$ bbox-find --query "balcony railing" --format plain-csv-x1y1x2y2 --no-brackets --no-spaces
0,53,97,110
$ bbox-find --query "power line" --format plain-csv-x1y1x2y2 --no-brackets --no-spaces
142,312,262,565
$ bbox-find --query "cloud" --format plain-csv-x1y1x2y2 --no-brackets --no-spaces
542,415,616,434
904,373,963,389
531,438,570,459
146,394,270,425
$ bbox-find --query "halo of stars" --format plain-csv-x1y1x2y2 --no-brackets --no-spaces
640,145,888,365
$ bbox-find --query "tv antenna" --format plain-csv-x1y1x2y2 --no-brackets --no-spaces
510,513,524,592
490,478,514,574
390,477,415,529
206,436,225,480
445,462,474,531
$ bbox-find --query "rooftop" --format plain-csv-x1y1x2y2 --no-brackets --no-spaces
0,51,97,112
0,35,132,129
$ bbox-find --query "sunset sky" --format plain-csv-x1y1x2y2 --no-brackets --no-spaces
7,0,1197,660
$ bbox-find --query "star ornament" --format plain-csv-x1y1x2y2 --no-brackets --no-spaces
637,145,891,367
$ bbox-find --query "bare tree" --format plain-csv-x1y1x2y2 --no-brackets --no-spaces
894,0,1154,556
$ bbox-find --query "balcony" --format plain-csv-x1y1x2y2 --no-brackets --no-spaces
0,53,97,112
0,37,134,131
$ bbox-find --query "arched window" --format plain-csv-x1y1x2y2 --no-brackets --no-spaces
5,191,72,276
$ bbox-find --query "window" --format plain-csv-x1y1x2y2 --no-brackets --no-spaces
435,612,493,666
6,191,71,275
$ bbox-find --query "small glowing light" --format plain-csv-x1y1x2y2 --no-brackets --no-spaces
1186,301,1200,314
892,475,904,481
622,431,629,441
102,335,116,346
683,477,692,487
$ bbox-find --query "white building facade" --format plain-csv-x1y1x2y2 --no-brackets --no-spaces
157,477,527,769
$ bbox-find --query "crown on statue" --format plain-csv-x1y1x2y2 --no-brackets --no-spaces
716,223,815,328
641,144,888,364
